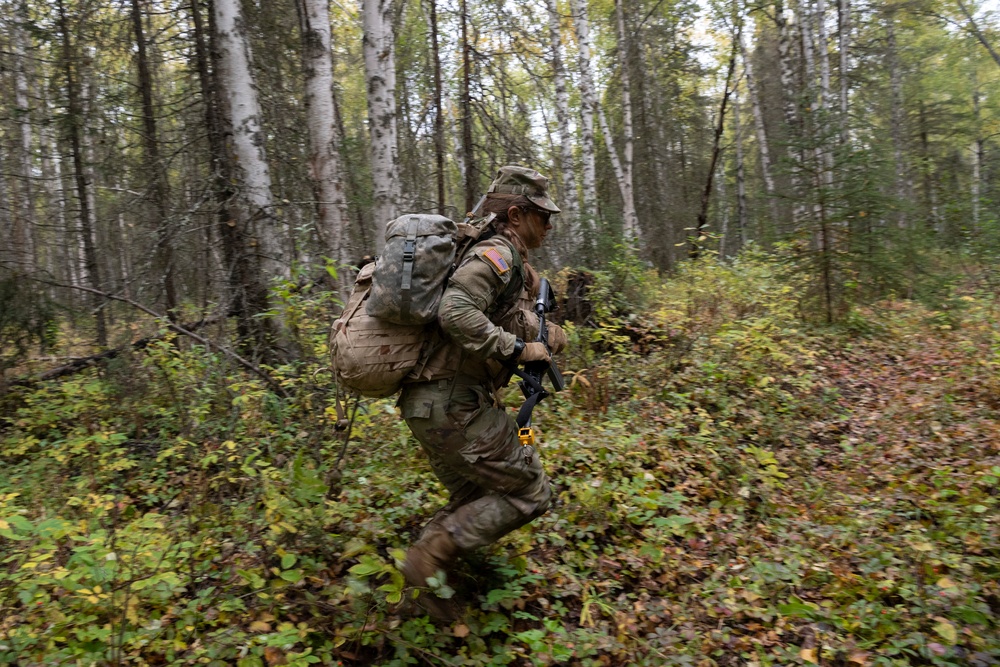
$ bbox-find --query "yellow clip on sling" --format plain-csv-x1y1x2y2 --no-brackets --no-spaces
518,427,535,447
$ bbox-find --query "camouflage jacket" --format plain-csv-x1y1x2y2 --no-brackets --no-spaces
407,234,539,388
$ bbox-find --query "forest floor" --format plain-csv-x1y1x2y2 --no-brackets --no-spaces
0,257,998,666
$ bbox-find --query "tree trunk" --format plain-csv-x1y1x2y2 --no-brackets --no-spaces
214,0,284,279
613,0,640,242
191,0,239,318
39,86,68,294
546,0,579,252
738,29,778,221
428,0,446,216
837,0,850,145
734,88,749,251
130,0,177,316
363,0,401,247
459,0,476,216
774,0,807,230
57,0,107,347
972,84,982,229
298,0,350,272
814,0,833,111
885,11,911,228
692,37,739,258
570,0,599,229
0,150,11,271
13,0,36,275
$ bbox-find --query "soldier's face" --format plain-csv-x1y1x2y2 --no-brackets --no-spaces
509,206,552,250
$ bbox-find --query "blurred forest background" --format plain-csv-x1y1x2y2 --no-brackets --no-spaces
2,1,1000,665
0,0,998,367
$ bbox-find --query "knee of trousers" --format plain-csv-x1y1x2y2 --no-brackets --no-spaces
526,479,553,520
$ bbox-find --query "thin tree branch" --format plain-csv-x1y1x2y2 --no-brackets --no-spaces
691,30,741,259
954,0,1000,69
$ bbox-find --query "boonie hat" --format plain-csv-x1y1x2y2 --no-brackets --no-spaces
486,165,561,214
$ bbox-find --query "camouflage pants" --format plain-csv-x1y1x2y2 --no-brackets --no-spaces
399,379,552,551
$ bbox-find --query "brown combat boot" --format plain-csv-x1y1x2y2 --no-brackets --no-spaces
401,529,462,621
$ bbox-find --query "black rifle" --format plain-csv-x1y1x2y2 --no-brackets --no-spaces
515,277,565,431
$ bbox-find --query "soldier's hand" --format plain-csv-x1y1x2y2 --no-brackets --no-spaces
547,323,567,354
520,341,551,363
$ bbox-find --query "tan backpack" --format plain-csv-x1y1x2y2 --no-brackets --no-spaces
330,213,499,398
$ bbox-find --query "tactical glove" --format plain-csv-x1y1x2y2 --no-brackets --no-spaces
547,323,568,354
519,341,551,363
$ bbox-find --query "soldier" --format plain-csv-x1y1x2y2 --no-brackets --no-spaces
398,165,568,619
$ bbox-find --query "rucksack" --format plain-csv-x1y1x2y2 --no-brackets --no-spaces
367,214,458,325
330,212,504,398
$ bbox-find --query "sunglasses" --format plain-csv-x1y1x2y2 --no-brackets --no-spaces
522,206,552,224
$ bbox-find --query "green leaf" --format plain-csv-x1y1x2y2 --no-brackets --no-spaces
778,600,816,618
279,569,302,583
348,562,383,577
281,554,297,570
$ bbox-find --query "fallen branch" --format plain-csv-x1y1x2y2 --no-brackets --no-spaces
23,279,290,398
8,317,220,388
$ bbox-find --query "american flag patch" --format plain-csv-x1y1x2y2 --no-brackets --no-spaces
482,247,510,274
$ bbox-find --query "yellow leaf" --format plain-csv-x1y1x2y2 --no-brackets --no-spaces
848,650,870,665
936,577,957,589
453,624,470,638
250,621,272,632
0,520,9,530
934,620,957,644
800,648,817,663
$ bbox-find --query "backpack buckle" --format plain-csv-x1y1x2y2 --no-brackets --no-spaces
402,239,416,263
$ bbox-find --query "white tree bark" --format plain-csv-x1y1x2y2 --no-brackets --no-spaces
573,0,639,242
570,0,599,226
214,0,286,278
546,0,579,250
299,0,349,269
972,86,982,228
363,0,401,252
775,1,807,229
738,31,777,204
814,0,833,112
39,85,67,288
885,12,911,228
613,0,640,242
838,0,850,144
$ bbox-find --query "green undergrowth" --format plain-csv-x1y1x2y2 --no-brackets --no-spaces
1,254,997,666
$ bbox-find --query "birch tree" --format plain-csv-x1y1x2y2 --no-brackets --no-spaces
572,0,639,242
214,0,286,279
570,0,599,228
298,0,350,268
363,0,401,249
612,0,639,242
838,0,851,144
546,0,579,250
738,28,779,221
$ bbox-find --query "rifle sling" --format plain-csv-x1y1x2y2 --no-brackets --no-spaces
511,367,547,428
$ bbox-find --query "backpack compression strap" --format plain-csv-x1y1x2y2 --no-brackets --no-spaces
399,216,419,321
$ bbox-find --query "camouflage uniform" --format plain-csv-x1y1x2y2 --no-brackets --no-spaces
399,167,560,597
